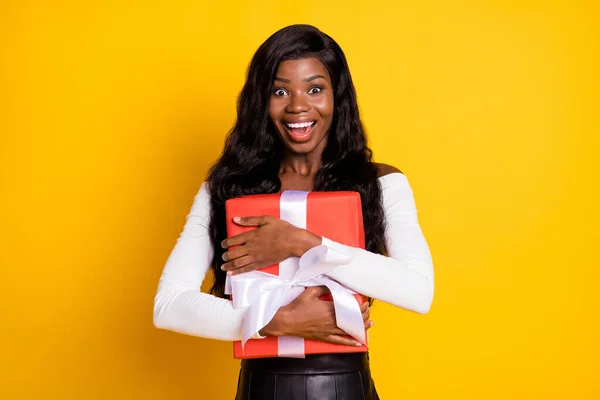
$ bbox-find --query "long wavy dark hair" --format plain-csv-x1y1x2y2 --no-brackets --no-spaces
207,24,386,296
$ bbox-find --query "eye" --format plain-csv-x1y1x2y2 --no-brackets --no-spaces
308,86,323,94
272,88,287,96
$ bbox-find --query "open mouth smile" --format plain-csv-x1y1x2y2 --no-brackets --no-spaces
283,120,316,141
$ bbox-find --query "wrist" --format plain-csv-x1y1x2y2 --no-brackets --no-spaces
289,228,322,258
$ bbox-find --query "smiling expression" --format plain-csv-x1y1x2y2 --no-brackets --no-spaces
268,58,334,155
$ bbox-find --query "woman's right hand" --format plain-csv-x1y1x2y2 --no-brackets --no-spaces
259,286,373,346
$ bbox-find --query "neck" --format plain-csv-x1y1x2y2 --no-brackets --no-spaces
279,154,322,176
279,136,328,177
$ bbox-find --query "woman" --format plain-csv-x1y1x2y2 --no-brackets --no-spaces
154,24,434,399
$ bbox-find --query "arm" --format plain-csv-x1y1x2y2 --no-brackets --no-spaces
296,173,434,314
153,182,247,341
153,182,371,344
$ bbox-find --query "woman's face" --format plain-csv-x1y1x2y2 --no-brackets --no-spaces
269,57,334,155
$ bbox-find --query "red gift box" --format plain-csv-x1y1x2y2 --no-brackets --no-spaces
225,191,368,359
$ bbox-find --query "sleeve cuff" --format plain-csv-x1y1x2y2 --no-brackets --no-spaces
297,237,356,274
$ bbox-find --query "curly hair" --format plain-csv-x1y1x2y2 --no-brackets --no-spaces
206,24,386,296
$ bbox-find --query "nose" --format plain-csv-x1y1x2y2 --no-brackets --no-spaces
285,92,310,114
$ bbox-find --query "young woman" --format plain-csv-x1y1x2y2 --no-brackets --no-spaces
154,24,434,400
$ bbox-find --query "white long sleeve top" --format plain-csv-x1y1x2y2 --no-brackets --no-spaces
153,173,434,341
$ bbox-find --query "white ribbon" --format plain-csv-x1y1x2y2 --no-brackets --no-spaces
227,251,366,356
224,191,365,358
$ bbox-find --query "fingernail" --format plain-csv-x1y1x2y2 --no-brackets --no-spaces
369,321,375,327
227,271,233,276
221,265,225,271
233,216,241,222
355,342,362,347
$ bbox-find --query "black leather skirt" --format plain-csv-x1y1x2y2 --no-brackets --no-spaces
234,353,379,400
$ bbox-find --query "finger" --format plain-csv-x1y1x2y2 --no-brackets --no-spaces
365,320,375,330
325,335,364,347
360,302,369,313
227,262,262,276
221,255,254,272
221,231,252,249
233,216,269,227
302,286,331,298
362,307,370,322
222,246,248,262
328,327,349,336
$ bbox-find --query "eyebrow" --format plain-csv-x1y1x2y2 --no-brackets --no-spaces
274,75,326,83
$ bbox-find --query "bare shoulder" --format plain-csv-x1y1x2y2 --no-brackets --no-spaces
375,163,403,178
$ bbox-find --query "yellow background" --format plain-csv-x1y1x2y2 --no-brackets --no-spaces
1,0,598,398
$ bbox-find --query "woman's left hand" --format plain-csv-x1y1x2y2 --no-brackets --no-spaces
221,215,321,276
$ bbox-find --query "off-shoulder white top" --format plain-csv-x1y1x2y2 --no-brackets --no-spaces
153,173,434,340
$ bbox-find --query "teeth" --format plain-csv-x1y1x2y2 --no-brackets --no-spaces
286,121,314,128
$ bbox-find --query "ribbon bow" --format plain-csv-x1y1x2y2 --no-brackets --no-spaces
225,245,366,358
